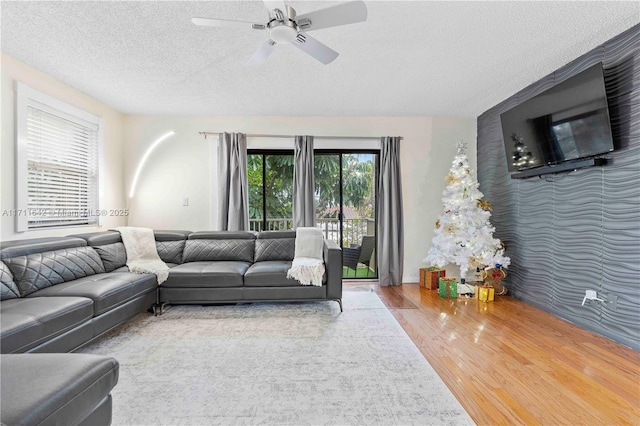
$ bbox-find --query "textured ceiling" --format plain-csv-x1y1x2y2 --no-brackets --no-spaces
2,1,638,117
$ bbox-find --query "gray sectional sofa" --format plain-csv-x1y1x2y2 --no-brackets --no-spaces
0,228,342,425
0,236,151,426
160,230,342,311
0,236,157,354
1,229,342,354
74,229,343,314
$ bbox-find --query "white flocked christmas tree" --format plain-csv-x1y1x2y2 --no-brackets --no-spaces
424,141,510,279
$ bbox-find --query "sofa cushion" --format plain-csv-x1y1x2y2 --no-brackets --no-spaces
27,272,157,316
69,231,122,247
1,261,20,300
156,240,185,264
155,230,192,241
0,237,86,259
73,230,191,266
153,230,190,264
188,231,255,240
0,297,93,354
244,261,306,287
254,231,296,262
93,242,127,273
69,231,126,272
4,247,106,297
0,353,118,426
163,261,250,288
182,239,255,263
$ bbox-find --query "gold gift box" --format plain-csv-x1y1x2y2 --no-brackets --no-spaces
476,285,495,302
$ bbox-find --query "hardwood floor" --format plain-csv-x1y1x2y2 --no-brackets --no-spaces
344,281,640,425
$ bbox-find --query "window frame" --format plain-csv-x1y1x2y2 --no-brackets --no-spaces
15,82,104,232
247,149,294,231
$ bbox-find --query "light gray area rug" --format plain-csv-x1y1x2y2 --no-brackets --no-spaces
79,288,474,425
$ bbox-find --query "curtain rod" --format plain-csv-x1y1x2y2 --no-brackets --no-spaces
198,132,402,141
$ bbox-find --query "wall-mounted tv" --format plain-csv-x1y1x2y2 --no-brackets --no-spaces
500,63,614,177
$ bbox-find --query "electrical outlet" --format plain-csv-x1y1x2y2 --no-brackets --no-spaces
606,293,618,311
183,197,189,206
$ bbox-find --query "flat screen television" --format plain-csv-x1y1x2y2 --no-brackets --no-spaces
500,63,614,176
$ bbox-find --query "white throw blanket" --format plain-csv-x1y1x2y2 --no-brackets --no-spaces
116,226,169,285
287,227,325,286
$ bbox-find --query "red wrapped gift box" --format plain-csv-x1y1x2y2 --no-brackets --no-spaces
420,267,446,290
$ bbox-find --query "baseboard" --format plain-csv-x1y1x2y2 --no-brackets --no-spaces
404,274,419,283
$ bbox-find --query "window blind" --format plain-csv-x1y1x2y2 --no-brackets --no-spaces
25,105,99,228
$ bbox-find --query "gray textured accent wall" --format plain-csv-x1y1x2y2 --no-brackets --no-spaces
477,24,639,351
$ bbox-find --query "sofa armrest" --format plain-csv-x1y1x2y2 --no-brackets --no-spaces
323,239,342,300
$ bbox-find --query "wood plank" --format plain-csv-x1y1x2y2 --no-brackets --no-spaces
372,283,640,425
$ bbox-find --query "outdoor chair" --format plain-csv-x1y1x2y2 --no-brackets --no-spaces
343,235,375,277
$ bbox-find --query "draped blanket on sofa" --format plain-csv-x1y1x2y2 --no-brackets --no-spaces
287,227,325,286
116,227,169,284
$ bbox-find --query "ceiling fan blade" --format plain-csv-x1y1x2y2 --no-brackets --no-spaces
297,0,367,32
246,39,278,66
292,33,339,65
191,17,264,30
263,1,288,17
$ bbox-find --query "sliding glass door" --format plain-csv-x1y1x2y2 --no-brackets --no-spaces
315,151,378,279
247,149,379,279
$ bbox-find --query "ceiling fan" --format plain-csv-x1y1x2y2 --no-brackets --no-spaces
191,0,368,65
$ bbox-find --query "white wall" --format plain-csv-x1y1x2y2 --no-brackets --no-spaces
0,54,126,240
0,55,477,281
123,115,476,282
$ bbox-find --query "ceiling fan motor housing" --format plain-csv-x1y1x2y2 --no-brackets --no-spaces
268,6,299,43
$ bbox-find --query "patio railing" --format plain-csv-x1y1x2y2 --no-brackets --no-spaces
248,218,293,232
249,218,374,248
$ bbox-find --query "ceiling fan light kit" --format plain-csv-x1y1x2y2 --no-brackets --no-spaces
192,0,368,65
267,7,298,44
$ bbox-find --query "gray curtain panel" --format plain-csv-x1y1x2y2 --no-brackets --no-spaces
217,132,249,231
377,136,404,286
293,135,316,228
